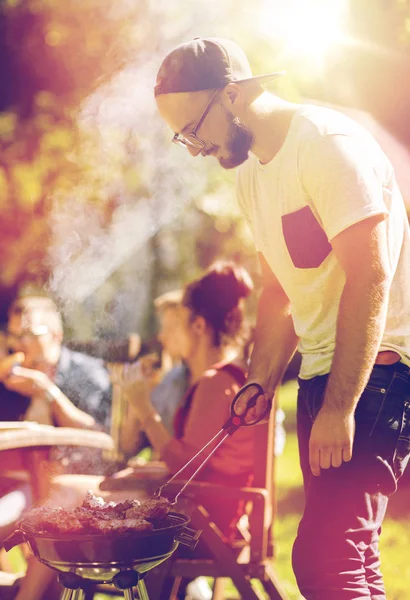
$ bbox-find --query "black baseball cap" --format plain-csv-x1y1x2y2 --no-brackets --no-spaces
155,37,285,96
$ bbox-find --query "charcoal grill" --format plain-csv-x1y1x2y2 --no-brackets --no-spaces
4,512,200,599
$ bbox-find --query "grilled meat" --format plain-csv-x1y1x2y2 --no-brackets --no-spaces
85,518,152,534
125,497,171,521
82,491,141,517
18,491,170,535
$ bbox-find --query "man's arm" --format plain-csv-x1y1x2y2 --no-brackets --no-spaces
249,253,299,391
45,383,96,429
5,366,96,429
309,214,392,475
237,253,299,421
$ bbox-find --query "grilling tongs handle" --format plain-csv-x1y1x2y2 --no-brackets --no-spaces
3,529,25,551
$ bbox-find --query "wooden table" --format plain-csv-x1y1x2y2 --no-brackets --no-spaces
0,423,114,452
0,423,114,502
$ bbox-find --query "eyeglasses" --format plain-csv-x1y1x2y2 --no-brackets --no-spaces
7,325,49,347
172,89,220,150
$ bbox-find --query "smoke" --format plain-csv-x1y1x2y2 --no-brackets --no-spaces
47,57,208,335
46,0,241,338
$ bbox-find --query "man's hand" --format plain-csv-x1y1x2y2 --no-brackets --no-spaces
233,382,273,424
309,407,356,476
0,352,25,381
3,365,52,397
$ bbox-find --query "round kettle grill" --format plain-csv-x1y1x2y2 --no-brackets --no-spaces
4,512,200,599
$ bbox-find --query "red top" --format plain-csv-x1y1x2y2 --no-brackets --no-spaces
161,361,254,483
160,361,254,534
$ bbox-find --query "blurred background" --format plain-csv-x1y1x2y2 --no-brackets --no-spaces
0,0,410,343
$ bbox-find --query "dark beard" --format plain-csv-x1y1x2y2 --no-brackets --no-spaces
219,116,254,169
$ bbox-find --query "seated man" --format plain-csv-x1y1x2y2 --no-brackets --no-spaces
0,294,112,527
0,295,114,600
2,295,111,431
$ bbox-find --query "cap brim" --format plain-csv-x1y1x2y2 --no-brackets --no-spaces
234,71,286,85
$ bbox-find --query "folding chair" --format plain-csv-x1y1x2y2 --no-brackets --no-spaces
102,406,289,600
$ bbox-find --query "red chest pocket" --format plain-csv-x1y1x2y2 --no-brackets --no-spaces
281,205,332,269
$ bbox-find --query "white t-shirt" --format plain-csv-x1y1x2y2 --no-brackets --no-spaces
237,105,410,379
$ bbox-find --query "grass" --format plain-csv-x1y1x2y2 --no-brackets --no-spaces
273,379,410,600
5,379,410,599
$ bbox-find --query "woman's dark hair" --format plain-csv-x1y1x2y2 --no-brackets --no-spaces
182,261,254,347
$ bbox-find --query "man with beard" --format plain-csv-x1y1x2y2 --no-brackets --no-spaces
154,38,410,599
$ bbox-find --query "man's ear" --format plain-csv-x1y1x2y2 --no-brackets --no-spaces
222,83,243,114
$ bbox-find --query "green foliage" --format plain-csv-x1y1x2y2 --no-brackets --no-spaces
0,0,263,334
0,0,144,305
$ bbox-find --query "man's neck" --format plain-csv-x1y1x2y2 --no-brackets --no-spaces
247,93,300,165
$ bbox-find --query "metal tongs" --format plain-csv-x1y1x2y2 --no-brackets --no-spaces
154,383,271,505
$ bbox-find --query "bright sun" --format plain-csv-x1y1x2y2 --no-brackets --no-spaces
259,0,349,70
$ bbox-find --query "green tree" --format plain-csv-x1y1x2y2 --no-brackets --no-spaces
0,0,144,318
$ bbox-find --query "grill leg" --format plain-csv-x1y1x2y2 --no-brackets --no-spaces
123,588,136,600
136,580,150,600
60,589,74,600
73,590,85,600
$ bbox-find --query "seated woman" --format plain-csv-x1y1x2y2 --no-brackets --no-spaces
119,260,255,534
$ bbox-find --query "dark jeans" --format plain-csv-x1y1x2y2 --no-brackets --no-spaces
292,361,410,600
